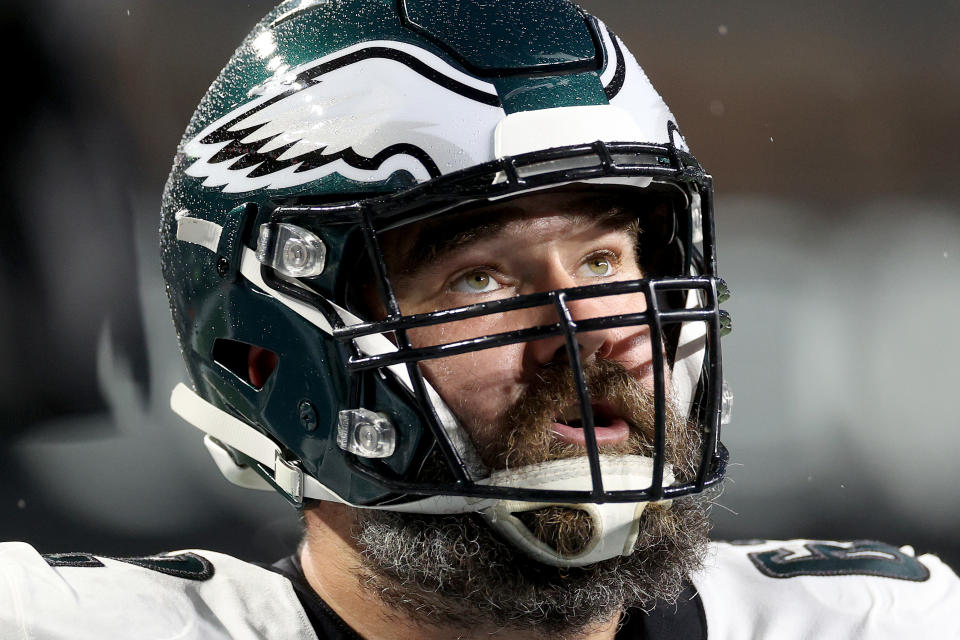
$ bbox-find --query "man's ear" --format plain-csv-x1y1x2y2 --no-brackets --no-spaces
248,345,279,389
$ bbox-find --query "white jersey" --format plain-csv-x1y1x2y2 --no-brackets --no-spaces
1,539,957,639
0,542,317,640
692,539,960,639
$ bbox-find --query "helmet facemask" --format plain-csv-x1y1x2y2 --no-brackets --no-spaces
242,139,729,566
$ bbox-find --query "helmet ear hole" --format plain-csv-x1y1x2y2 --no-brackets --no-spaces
211,338,278,390
248,346,279,389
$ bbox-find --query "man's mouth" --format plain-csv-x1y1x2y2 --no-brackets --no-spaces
550,401,630,446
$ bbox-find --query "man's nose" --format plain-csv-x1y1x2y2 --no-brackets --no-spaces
522,274,626,368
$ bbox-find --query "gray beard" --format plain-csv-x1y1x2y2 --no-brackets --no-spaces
353,496,712,638
354,359,713,637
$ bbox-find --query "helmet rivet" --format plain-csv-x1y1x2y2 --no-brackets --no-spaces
216,256,230,278
298,400,318,432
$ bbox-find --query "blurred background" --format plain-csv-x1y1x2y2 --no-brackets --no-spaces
1,0,957,568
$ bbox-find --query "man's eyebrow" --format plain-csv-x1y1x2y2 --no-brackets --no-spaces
386,201,642,277
389,215,513,276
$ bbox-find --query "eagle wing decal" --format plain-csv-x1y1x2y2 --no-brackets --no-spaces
184,40,503,193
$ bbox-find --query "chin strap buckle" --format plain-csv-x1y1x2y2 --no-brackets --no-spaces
255,452,304,507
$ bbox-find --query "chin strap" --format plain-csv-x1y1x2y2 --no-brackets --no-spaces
172,382,489,511
171,383,343,505
478,456,674,567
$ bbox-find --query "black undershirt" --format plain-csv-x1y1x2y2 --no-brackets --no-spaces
268,555,707,639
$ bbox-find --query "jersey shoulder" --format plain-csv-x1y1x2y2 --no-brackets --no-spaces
0,541,317,640
691,538,960,639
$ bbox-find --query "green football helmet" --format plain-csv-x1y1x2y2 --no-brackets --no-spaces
161,0,730,567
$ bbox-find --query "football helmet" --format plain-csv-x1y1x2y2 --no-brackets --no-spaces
161,0,730,567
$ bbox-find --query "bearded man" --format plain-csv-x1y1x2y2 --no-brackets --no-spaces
1,1,957,639
290,187,715,638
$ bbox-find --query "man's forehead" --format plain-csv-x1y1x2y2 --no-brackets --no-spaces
383,188,647,275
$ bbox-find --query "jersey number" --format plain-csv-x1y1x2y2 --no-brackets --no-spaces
43,552,214,581
748,540,930,581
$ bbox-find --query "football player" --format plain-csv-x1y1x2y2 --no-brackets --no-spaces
1,1,957,638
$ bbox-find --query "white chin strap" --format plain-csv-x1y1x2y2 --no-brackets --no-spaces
479,456,674,567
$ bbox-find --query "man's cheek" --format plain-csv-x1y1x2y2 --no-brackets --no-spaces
418,347,525,431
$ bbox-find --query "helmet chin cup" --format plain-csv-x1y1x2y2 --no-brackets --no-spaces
479,456,674,567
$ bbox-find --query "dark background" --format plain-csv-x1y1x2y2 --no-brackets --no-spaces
1,1,957,569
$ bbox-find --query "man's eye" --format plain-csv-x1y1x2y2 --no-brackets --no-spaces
578,255,617,278
451,271,501,293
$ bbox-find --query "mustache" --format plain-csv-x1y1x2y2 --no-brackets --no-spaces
479,359,701,482
474,359,702,559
